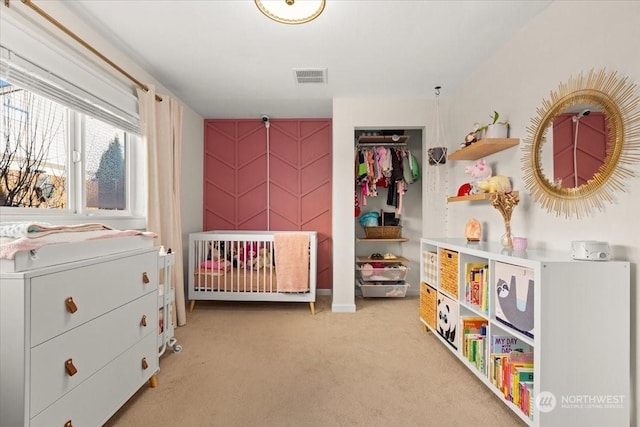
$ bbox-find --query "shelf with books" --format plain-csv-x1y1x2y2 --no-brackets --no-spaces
419,237,631,427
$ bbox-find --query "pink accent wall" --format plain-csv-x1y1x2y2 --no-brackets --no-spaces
203,119,333,290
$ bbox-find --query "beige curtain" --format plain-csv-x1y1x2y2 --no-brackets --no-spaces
137,85,187,326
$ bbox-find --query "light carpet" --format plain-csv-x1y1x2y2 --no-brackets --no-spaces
104,295,527,427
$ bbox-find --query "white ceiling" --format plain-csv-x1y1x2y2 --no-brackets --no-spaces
62,1,552,120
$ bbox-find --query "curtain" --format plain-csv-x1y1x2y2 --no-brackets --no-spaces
137,85,187,326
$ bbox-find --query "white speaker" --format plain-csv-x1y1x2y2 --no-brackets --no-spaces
571,241,610,261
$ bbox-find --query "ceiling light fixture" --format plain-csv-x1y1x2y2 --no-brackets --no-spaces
255,0,326,25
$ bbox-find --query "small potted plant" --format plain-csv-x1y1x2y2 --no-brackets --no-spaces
478,111,509,139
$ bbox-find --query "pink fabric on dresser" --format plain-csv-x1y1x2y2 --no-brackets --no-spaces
274,233,310,292
0,229,157,260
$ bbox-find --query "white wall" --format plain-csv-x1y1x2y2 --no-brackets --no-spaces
0,1,205,277
444,1,640,424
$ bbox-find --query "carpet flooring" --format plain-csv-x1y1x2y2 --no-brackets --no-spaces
104,295,527,427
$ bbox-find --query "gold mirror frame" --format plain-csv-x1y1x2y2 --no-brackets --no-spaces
522,69,640,218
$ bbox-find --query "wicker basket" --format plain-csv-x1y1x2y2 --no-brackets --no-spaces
439,248,459,298
363,226,402,239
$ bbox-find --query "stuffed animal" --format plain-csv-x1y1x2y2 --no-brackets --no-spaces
250,247,272,270
464,159,492,194
206,242,221,261
235,242,258,269
477,175,511,193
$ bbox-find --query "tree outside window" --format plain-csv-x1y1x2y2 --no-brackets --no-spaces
93,135,125,210
0,82,67,208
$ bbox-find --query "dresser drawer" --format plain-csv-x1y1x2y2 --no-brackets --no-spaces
30,292,158,418
30,332,158,427
30,250,158,346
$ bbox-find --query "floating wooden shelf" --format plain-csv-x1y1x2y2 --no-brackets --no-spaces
447,138,519,161
356,256,410,263
447,191,519,203
356,237,409,242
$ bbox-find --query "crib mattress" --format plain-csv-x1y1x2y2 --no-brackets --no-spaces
193,268,309,293
193,268,279,292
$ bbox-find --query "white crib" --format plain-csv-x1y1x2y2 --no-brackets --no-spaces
188,230,317,314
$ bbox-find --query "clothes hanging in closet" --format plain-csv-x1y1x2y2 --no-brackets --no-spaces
355,145,419,216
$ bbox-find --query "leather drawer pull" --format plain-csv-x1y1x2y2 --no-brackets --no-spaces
141,357,149,370
142,272,150,284
140,314,147,327
65,359,78,376
65,297,78,314
64,421,73,427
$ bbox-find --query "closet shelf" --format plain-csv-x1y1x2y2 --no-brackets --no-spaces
357,135,411,146
357,237,410,242
447,138,519,161
356,256,410,263
447,191,519,203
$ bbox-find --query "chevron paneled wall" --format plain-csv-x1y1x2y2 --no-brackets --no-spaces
203,119,333,289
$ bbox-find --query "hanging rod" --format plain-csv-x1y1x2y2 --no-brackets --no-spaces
8,0,162,102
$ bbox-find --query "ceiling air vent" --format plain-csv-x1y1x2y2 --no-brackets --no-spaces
293,68,327,84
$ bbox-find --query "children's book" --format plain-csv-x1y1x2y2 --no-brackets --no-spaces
511,366,534,404
490,335,532,354
460,317,488,358
464,263,487,306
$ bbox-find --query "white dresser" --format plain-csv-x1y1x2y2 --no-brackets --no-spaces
0,239,160,427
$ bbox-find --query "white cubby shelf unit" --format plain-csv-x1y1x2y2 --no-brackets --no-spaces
419,238,630,427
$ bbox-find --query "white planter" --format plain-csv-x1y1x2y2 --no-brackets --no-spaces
484,123,509,139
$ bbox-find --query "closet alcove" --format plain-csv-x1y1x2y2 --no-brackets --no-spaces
354,128,423,297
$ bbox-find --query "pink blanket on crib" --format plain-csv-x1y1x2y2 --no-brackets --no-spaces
274,233,309,292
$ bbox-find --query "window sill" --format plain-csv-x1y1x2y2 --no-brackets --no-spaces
0,210,147,231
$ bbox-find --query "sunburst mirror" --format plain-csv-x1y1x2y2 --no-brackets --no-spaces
522,68,640,218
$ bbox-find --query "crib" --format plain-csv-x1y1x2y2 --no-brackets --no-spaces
188,230,317,314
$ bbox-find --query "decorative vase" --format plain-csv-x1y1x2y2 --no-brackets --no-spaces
484,123,509,139
489,191,520,249
501,231,513,249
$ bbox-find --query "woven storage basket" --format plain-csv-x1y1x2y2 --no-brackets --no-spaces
439,248,459,298
363,226,402,239
420,282,437,330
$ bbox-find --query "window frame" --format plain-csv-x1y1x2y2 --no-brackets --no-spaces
0,91,146,230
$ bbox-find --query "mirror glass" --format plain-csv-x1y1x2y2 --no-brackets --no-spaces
522,69,640,218
539,106,607,189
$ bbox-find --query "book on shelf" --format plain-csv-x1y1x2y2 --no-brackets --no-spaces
489,350,534,405
490,335,532,354
460,316,488,372
464,262,488,313
502,351,533,401
511,366,534,405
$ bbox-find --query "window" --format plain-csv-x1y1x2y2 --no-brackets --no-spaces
1,80,145,223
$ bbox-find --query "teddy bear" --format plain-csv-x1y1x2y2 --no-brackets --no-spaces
249,247,272,270
464,158,492,194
